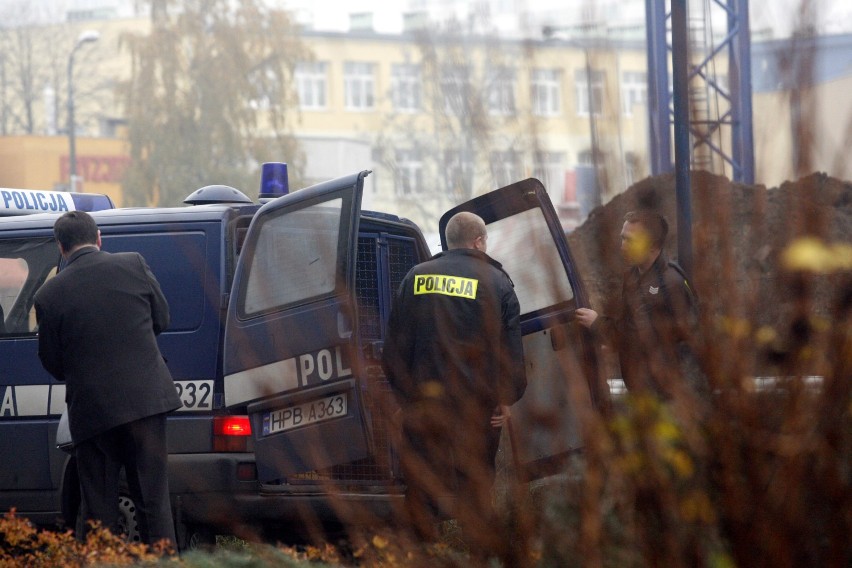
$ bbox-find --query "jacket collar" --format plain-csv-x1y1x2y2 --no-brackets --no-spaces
65,245,99,266
433,247,503,269
631,252,668,285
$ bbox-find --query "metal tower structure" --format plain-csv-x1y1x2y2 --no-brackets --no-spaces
645,0,754,276
646,0,754,182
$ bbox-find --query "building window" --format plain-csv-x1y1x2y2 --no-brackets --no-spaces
295,62,327,110
441,65,470,115
444,149,474,199
487,67,516,115
344,61,375,110
575,68,605,116
531,69,561,116
395,149,424,196
391,63,421,112
533,151,565,196
248,63,282,110
621,71,647,116
489,150,522,187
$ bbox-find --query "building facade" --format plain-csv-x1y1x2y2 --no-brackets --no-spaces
0,14,650,232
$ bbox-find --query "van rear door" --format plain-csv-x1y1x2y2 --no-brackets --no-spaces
223,172,371,482
439,178,604,481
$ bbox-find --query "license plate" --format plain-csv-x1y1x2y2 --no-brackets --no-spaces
174,380,214,412
261,393,347,436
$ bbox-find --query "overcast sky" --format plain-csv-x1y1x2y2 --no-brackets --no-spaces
4,0,852,38
282,0,852,37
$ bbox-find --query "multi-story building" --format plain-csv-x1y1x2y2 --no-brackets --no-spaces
289,25,649,232
0,10,651,231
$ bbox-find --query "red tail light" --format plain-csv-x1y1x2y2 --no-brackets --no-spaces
214,415,252,436
213,416,252,452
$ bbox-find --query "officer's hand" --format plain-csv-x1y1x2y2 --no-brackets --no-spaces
491,405,511,428
575,308,599,329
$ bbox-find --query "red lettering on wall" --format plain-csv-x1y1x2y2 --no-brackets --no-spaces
59,155,132,184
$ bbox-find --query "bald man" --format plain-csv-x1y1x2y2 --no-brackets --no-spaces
382,211,526,552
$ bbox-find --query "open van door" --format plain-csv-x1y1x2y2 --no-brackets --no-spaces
224,172,371,482
439,178,605,481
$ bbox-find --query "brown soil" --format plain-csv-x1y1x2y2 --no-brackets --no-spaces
567,170,852,356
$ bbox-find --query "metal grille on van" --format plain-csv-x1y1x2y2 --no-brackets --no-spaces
356,237,381,340
387,236,417,295
285,234,419,484
353,235,417,341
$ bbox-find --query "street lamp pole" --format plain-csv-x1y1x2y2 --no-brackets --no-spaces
67,30,100,193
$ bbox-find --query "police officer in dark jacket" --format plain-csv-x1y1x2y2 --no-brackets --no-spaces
382,211,526,551
35,211,181,546
576,210,699,396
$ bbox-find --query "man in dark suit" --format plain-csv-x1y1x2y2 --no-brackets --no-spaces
34,210,181,546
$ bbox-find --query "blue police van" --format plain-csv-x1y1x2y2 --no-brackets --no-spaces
0,170,602,548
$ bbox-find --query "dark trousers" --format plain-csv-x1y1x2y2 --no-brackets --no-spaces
74,412,175,546
400,403,504,555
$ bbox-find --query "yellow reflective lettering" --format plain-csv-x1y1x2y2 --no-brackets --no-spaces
413,274,478,299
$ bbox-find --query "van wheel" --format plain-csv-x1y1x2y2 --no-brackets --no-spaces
74,493,141,543
182,524,216,551
116,494,142,543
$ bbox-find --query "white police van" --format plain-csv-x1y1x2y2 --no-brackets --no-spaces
0,167,602,547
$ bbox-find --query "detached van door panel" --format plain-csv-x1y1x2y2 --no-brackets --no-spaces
224,172,370,482
440,178,603,481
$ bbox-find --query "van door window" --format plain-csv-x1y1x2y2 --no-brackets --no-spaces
484,208,575,316
0,258,27,331
241,198,344,317
0,238,59,335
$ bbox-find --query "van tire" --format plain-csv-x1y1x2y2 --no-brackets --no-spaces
71,492,141,543
181,524,216,551
116,494,142,543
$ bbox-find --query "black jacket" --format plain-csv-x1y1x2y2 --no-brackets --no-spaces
34,247,181,443
382,248,526,412
593,253,698,393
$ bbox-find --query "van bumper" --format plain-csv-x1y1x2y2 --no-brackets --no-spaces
168,453,403,528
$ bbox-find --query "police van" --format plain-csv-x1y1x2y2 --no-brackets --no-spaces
0,169,602,547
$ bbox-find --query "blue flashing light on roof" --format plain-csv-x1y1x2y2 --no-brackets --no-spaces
70,192,115,212
259,162,289,203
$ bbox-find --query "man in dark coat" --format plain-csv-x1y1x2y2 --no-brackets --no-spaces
576,210,699,397
34,210,181,546
382,211,527,551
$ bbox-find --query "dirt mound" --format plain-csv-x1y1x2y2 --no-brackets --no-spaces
568,171,852,330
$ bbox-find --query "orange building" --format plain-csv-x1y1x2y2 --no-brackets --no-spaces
0,136,129,207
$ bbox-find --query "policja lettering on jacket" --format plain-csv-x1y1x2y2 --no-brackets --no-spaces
413,274,478,299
